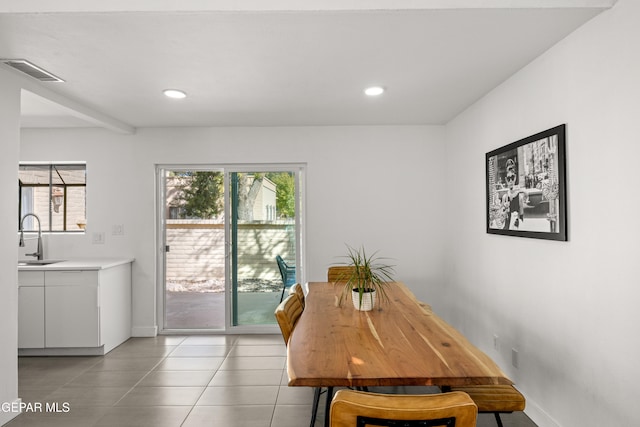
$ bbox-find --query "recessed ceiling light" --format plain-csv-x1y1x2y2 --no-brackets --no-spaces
163,89,187,99
364,86,385,96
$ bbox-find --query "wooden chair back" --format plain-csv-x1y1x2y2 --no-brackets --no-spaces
449,385,525,427
327,266,356,282
289,283,305,309
274,293,304,345
329,389,477,427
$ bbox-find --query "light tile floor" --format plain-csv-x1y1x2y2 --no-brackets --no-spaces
7,335,538,427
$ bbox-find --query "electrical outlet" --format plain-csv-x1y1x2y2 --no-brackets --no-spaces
92,232,105,244
112,224,124,236
493,334,499,351
512,348,519,369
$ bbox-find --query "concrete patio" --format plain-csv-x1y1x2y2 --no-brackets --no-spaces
165,290,283,330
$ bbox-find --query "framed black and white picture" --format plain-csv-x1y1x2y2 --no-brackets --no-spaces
486,124,567,241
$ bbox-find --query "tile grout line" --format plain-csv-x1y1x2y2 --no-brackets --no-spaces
103,342,184,411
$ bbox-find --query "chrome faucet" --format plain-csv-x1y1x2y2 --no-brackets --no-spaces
19,213,43,260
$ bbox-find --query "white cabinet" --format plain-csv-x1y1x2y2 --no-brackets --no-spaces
18,261,132,356
18,271,45,348
45,271,100,348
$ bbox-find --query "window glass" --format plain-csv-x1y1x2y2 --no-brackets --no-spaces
19,163,86,232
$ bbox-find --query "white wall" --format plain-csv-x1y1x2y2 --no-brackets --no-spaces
20,125,447,336
0,69,21,425
442,0,640,425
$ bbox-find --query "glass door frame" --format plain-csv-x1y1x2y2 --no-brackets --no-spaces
156,163,306,335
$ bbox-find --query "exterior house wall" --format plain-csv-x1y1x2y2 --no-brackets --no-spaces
28,186,86,231
254,178,277,221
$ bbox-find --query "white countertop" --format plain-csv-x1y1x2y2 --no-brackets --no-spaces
18,257,134,271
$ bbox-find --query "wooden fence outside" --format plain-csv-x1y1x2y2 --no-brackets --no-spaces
165,220,296,284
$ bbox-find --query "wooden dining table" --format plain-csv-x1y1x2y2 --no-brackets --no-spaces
287,281,513,426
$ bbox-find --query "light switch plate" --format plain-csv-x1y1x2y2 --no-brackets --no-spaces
92,232,105,244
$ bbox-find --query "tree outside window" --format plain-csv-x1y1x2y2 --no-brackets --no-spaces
170,171,295,220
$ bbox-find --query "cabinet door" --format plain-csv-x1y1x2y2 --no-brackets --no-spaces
18,286,45,348
45,271,100,348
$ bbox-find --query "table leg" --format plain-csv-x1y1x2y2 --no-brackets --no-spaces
310,387,321,427
323,386,334,427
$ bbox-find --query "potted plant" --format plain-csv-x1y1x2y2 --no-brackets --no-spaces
333,245,395,311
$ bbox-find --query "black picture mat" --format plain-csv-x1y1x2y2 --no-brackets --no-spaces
486,124,567,241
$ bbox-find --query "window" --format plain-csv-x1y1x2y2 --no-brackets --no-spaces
18,163,86,232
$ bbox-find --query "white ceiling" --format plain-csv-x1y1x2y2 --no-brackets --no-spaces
0,1,613,131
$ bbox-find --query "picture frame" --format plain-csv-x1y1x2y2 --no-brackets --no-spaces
486,124,567,241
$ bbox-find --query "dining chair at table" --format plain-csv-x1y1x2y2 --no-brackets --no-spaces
274,293,303,345
289,282,305,309
329,389,478,427
327,266,356,283
276,255,296,302
274,291,323,427
449,385,525,427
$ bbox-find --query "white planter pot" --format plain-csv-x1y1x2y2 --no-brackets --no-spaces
352,289,376,311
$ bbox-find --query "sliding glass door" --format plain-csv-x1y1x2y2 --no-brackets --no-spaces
229,170,300,326
157,164,304,333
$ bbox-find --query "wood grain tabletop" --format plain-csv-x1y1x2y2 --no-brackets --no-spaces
287,282,512,388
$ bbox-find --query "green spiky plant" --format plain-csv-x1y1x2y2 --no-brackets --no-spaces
336,245,395,310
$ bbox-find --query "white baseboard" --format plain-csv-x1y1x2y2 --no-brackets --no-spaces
131,325,157,337
525,395,562,427
0,398,22,426
19,346,105,356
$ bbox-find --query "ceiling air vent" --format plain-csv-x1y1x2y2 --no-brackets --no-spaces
1,59,64,82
